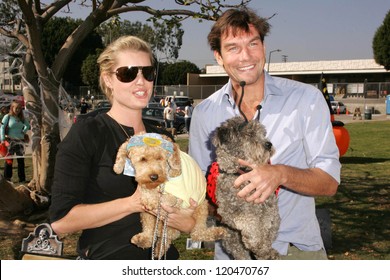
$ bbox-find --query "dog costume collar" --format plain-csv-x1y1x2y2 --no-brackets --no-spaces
206,162,281,206
126,133,174,153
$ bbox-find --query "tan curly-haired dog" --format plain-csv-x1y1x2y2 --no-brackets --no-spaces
212,116,280,260
113,132,225,259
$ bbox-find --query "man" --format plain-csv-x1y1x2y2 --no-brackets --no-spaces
188,8,340,260
163,100,175,128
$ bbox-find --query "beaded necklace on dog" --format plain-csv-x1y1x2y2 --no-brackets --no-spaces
108,121,171,260
151,183,169,260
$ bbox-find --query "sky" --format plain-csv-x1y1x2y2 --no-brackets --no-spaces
62,0,389,68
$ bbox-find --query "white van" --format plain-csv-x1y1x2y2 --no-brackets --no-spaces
164,96,193,110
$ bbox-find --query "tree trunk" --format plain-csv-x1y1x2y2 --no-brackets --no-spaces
24,72,60,196
0,58,64,218
21,51,63,197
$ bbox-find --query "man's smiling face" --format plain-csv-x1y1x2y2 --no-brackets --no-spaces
214,24,266,87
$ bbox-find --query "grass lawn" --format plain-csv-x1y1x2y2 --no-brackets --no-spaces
316,120,390,260
0,120,389,260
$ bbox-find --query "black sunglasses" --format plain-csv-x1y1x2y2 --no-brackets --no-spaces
112,66,156,83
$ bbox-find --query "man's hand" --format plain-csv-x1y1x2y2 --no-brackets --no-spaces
234,159,281,204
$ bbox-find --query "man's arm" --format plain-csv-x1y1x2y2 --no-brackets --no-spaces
234,160,338,204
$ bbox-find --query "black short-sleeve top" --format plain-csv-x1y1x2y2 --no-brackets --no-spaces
49,113,178,259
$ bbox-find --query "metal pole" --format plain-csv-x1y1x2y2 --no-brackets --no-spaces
267,49,281,72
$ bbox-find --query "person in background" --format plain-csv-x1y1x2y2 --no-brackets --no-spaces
0,101,30,183
184,100,193,134
163,100,175,129
49,36,197,260
170,97,178,113
189,8,340,260
79,97,89,114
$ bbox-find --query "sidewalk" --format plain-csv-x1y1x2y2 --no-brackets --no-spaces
334,113,390,124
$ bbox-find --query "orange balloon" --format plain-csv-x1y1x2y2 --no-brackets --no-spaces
332,126,350,157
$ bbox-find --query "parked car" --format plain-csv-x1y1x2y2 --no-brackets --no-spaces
164,95,193,112
73,107,109,123
95,100,111,109
331,101,347,114
73,106,186,133
146,101,161,108
150,95,165,104
142,107,187,134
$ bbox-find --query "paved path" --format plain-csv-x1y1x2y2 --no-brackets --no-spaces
333,113,390,124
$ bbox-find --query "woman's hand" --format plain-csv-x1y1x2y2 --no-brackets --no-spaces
147,198,198,234
127,187,146,214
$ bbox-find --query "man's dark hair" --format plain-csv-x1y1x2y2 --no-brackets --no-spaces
208,8,271,54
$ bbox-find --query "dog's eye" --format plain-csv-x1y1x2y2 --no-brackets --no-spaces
140,157,146,162
156,155,163,161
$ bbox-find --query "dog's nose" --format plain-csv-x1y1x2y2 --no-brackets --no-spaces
150,174,159,181
264,141,273,151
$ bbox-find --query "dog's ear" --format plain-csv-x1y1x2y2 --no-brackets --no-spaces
214,126,231,146
113,141,129,174
167,143,181,177
161,133,173,143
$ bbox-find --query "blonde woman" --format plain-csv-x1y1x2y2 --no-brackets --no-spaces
50,36,197,260
0,100,30,182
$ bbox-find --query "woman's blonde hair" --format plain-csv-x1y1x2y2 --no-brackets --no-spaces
97,36,155,101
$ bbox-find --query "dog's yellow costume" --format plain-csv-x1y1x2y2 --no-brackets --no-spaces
163,151,206,208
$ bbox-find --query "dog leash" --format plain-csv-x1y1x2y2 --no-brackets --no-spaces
151,183,169,260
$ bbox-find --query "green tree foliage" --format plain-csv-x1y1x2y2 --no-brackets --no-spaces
0,0,20,30
98,19,154,46
42,17,103,89
161,60,200,85
152,20,184,60
373,10,390,70
84,19,185,90
97,19,183,61
81,50,102,92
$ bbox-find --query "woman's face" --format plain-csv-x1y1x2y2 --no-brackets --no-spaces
11,103,22,115
104,50,154,111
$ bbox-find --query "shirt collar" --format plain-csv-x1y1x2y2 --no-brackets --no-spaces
264,71,284,97
221,71,283,107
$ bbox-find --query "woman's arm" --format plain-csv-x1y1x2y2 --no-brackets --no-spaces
0,115,9,142
52,187,144,234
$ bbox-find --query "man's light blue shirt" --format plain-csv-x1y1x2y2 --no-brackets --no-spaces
189,72,341,257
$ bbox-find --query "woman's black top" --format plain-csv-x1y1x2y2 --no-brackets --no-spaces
49,113,178,260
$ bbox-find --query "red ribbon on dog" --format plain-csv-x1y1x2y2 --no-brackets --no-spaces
206,162,280,206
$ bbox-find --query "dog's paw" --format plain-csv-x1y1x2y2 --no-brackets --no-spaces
213,227,227,240
191,226,227,241
131,233,152,249
161,194,181,207
152,240,171,259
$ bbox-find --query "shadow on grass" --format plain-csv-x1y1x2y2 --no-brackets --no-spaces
340,157,390,164
317,175,390,259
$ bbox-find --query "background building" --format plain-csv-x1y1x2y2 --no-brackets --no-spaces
183,59,390,113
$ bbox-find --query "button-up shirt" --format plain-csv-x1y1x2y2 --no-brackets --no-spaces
189,72,340,256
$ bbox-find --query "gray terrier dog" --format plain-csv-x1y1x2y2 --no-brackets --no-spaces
212,116,280,260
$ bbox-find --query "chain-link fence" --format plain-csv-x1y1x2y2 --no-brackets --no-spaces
76,82,390,103
153,83,390,100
